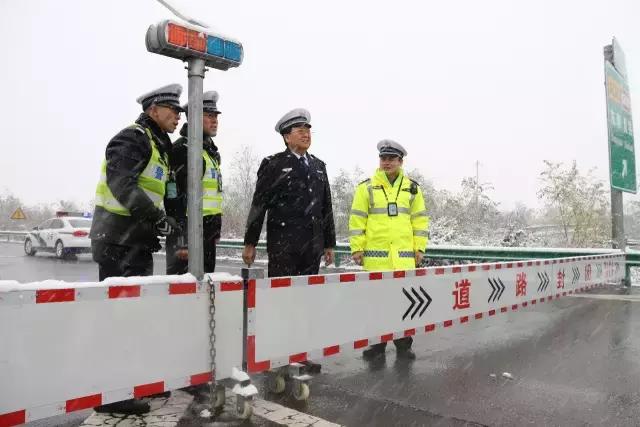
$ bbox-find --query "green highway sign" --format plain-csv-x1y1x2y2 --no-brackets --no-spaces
605,59,636,193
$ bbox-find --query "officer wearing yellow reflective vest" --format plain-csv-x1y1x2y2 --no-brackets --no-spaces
165,91,223,274
89,84,183,414
90,84,183,283
349,139,429,360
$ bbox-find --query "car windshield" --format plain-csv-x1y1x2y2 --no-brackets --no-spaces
68,219,92,228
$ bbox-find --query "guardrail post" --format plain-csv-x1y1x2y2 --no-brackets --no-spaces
624,254,632,287
240,267,265,372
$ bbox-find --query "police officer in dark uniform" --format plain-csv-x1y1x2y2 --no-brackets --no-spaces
166,91,223,274
242,108,336,277
89,84,183,414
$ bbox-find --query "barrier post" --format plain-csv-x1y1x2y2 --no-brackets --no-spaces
241,267,265,371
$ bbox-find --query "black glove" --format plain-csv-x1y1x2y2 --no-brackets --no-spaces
155,214,180,236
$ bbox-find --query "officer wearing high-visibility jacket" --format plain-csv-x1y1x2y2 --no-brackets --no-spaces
89,83,183,414
165,90,223,274
349,140,429,360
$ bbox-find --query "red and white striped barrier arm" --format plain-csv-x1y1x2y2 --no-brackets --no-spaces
0,274,244,427
246,254,625,373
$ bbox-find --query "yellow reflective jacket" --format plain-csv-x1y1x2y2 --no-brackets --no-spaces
349,168,429,271
202,150,222,216
95,125,168,216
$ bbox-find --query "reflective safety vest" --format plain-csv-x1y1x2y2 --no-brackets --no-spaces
349,168,429,271
202,149,222,216
95,125,168,216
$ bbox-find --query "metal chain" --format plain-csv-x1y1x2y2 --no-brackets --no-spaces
207,276,217,411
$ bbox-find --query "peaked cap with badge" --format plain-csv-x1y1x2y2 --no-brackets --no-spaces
182,90,222,116
377,139,407,158
136,83,185,112
275,108,312,134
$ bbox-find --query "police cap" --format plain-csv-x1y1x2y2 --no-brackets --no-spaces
136,83,184,112
275,108,311,134
182,91,221,116
377,139,407,158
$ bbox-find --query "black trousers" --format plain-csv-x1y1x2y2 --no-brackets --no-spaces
370,336,413,351
166,234,217,275
267,249,322,278
92,240,153,281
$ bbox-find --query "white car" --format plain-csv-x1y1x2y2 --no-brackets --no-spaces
24,213,92,259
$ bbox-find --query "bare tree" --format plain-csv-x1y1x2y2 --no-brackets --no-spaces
222,145,260,238
537,160,610,247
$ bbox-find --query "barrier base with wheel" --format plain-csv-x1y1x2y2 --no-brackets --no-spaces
266,363,313,401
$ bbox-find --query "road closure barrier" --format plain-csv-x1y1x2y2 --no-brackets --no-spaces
0,273,243,426
0,254,625,426
246,254,624,372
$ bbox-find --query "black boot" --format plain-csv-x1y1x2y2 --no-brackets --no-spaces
94,399,150,415
396,348,416,360
363,344,386,360
148,391,171,399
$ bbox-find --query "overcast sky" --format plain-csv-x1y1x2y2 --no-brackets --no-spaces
1,0,640,211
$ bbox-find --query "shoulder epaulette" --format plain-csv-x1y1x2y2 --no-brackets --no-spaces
408,178,419,195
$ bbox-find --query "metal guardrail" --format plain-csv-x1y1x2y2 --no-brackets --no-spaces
2,230,637,269
217,240,634,267
0,230,27,242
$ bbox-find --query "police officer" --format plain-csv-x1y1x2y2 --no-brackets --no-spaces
242,108,336,277
166,91,223,274
349,140,429,360
89,84,183,414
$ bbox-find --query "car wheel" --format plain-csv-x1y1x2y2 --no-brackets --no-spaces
55,240,66,259
24,239,37,256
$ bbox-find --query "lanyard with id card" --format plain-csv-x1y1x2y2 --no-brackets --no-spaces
380,177,403,217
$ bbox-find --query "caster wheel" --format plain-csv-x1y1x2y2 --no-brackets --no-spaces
292,382,310,401
214,387,226,408
236,400,252,419
268,375,286,394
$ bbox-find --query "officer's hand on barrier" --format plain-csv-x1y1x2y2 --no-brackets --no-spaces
324,248,334,266
176,247,189,260
415,251,424,267
175,235,188,260
242,245,256,266
155,214,179,236
352,251,364,266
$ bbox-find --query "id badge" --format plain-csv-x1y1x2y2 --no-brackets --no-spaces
387,202,398,217
166,181,177,199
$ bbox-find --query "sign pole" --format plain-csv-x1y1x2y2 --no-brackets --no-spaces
604,38,635,286
187,57,206,280
611,191,625,250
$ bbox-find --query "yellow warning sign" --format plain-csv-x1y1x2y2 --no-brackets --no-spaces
10,207,26,220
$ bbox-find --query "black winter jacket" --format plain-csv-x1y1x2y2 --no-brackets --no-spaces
244,148,336,255
89,114,171,251
165,123,222,244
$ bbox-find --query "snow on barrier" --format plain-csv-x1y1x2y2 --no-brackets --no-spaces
246,254,625,372
0,273,244,426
